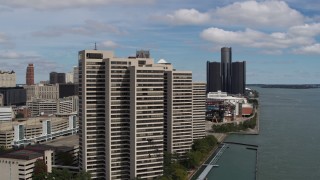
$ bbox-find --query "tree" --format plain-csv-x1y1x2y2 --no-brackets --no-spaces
171,163,188,180
15,113,24,119
47,168,72,180
33,159,48,180
74,170,91,180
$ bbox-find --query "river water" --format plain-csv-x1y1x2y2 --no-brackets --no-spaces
205,87,320,180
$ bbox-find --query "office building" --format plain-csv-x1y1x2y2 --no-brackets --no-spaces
231,61,246,95
59,84,79,98
50,72,66,84
0,70,16,87
206,47,246,95
24,84,59,101
73,66,79,84
192,83,206,140
0,87,27,106
26,64,35,85
66,72,74,83
0,93,3,106
79,50,197,180
206,62,221,93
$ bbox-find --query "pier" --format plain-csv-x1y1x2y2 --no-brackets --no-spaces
196,143,228,180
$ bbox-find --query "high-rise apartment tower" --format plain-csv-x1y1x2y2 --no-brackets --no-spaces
79,50,197,180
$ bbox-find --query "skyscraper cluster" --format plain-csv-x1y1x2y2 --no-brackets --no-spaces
78,50,206,179
207,47,246,94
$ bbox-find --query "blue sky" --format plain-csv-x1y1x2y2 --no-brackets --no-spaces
0,0,319,84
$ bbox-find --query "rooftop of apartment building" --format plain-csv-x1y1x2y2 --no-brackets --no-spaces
0,149,43,160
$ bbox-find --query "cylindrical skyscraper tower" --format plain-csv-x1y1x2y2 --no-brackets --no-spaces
26,64,34,85
221,47,232,93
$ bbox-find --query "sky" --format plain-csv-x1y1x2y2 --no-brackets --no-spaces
0,0,319,84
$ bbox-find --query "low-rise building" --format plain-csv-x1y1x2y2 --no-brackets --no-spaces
27,96,78,117
206,91,250,122
24,84,59,101
0,106,14,121
0,148,53,180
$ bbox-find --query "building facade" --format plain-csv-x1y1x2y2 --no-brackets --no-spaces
231,61,246,95
0,70,16,87
27,96,78,117
0,106,14,121
24,84,59,101
26,64,35,85
0,149,53,180
59,84,79,98
50,72,66,84
206,61,221,93
164,71,193,156
66,72,74,83
192,83,206,140
79,50,198,180
0,115,78,148
0,87,27,106
0,93,3,106
73,66,79,84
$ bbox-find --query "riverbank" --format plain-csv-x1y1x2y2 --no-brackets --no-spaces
191,109,260,180
189,133,227,180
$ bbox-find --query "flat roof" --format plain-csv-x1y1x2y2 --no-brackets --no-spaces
0,149,42,160
44,134,79,148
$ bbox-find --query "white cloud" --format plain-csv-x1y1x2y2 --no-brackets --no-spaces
293,44,320,54
100,40,118,49
162,9,211,25
200,27,313,49
0,50,63,83
1,0,154,9
33,20,125,37
214,0,305,28
288,23,320,37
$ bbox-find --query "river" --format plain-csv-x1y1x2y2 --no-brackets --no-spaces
203,87,320,180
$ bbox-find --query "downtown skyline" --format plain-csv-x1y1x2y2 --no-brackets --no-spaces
0,0,319,84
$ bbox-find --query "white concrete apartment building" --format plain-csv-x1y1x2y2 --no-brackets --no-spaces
192,83,206,140
0,70,16,87
24,84,59,101
164,71,193,156
79,50,203,180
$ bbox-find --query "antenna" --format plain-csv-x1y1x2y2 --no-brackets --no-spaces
94,42,97,50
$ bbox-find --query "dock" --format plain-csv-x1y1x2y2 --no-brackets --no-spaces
196,144,228,180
